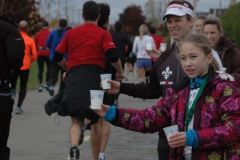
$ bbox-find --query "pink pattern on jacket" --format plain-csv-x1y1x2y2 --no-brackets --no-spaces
114,73,240,160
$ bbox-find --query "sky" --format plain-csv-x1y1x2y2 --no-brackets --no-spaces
39,0,240,25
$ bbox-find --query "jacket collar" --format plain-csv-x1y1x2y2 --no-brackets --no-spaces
0,16,18,28
171,67,215,92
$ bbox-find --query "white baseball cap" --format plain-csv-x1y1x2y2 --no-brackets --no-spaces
163,2,194,20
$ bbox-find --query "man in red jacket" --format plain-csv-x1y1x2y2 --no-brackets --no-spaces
34,21,50,92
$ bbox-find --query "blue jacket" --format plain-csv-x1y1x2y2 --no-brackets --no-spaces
46,28,66,60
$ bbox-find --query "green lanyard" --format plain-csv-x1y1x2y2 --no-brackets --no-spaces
185,76,208,131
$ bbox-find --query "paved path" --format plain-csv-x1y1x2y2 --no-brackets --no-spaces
8,73,160,160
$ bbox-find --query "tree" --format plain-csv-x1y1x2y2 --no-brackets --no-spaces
221,2,240,48
119,4,146,36
3,0,42,36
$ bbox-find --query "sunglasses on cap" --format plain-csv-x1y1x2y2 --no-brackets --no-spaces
168,0,194,10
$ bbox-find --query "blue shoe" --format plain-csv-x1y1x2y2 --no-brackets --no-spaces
15,107,24,114
38,85,43,92
48,85,54,96
44,83,49,91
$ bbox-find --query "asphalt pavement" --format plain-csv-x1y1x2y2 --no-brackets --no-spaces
8,72,159,160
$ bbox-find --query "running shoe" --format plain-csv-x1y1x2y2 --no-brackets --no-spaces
79,119,87,145
69,146,80,160
15,107,24,114
38,85,43,92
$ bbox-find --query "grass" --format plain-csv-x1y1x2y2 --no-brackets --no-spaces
15,61,60,91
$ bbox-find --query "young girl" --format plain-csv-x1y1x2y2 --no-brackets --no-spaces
94,34,240,159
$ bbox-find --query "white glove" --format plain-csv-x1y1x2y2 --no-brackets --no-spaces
216,71,235,81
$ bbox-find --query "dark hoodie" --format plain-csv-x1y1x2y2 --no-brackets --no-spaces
215,37,240,80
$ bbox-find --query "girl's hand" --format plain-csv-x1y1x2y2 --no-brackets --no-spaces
92,104,110,117
100,80,121,94
168,132,186,148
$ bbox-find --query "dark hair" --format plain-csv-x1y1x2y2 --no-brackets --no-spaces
83,1,100,21
148,26,156,34
114,21,122,31
66,26,72,31
42,20,49,27
203,15,224,33
97,3,110,27
59,19,67,28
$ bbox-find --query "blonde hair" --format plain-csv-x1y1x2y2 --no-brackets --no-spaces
139,24,148,40
178,34,220,71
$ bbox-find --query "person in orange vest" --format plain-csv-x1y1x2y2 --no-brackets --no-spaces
11,20,37,114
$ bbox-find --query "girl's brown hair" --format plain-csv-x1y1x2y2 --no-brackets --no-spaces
178,34,220,71
139,24,148,40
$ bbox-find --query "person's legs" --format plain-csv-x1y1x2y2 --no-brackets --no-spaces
99,118,110,160
90,120,102,160
43,56,50,86
48,60,59,96
37,56,44,86
157,135,170,160
136,59,146,82
69,117,82,160
16,69,29,114
10,69,19,101
0,95,13,160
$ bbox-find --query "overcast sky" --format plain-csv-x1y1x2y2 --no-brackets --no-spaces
40,0,240,24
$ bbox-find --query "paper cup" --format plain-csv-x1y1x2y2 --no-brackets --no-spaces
90,90,104,109
160,43,167,52
223,67,227,72
163,125,179,140
146,41,153,50
100,74,112,89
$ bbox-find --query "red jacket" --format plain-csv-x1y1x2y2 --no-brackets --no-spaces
114,69,240,159
150,34,164,62
34,29,50,57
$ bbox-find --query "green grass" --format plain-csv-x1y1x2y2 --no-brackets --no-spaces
15,61,60,91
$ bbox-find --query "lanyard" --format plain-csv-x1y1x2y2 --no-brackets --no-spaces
185,76,208,131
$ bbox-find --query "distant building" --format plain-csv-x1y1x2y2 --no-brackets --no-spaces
209,8,227,18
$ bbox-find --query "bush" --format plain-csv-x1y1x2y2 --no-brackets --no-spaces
221,3,240,48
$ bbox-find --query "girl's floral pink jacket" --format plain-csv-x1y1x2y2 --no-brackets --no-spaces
112,69,240,160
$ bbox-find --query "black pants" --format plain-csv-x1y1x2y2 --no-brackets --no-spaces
37,56,49,84
158,131,170,160
48,60,65,93
0,95,14,160
11,69,29,108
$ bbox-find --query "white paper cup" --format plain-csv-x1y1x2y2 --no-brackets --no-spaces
163,125,179,140
100,74,112,89
90,90,104,110
146,41,153,50
223,67,227,72
160,43,167,52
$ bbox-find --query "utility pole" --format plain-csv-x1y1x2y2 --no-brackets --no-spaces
65,0,69,21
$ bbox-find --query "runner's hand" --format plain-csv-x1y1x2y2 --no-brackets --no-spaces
168,132,186,148
115,71,125,81
62,72,68,82
146,48,162,58
92,104,109,117
100,80,120,94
